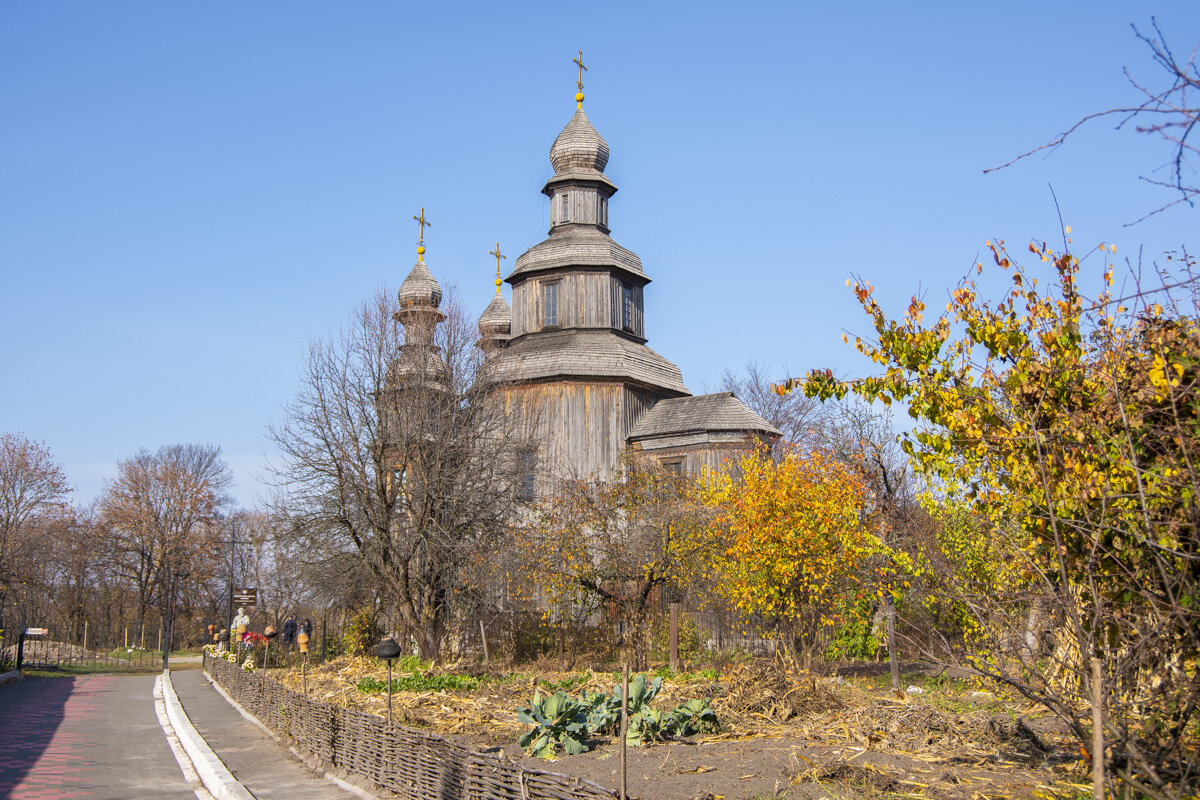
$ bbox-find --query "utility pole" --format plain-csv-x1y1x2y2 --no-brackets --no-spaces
217,517,246,646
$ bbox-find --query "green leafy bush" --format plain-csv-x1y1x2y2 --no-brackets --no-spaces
664,698,720,736
515,673,720,757
517,690,591,758
824,598,881,661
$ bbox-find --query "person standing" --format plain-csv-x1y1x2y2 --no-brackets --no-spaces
281,615,297,649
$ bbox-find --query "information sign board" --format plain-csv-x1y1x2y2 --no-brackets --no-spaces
232,588,258,606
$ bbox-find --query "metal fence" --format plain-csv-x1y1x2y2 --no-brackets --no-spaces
4,630,163,672
204,654,627,800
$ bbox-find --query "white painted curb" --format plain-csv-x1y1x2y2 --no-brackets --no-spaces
159,671,255,800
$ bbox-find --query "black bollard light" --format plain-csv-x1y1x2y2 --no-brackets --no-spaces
375,636,402,726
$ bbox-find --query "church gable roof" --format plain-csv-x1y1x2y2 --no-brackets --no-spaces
628,392,781,441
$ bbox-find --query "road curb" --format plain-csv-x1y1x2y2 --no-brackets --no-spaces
159,671,255,800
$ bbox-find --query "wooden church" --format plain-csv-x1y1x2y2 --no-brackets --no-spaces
394,65,779,497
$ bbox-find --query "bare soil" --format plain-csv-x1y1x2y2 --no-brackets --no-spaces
263,656,1089,800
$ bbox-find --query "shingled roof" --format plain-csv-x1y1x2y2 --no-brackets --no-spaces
508,226,646,282
628,392,781,441
480,329,688,395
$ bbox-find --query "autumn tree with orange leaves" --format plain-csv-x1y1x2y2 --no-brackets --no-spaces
692,446,913,670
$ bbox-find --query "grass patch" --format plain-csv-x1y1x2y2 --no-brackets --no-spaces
652,666,721,681
21,664,163,677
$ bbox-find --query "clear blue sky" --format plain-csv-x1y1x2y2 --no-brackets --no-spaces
2,2,1197,509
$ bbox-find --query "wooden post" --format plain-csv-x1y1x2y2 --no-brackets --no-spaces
386,659,393,727
83,620,88,652
479,619,489,663
886,593,900,689
1092,656,1104,800
620,664,629,800
124,627,128,650
669,603,680,672
302,655,308,695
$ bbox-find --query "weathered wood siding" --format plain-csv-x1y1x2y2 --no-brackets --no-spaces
549,187,609,229
501,380,661,487
630,435,770,477
511,273,644,338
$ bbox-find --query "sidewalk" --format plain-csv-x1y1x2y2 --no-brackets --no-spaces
170,669,367,799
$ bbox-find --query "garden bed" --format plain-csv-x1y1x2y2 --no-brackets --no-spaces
251,655,1087,799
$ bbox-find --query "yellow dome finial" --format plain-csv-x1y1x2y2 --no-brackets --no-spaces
413,207,431,261
489,242,506,293
573,49,587,108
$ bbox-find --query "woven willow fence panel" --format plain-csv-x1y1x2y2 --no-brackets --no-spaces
205,656,624,799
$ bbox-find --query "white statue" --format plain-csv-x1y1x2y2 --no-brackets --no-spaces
233,607,250,641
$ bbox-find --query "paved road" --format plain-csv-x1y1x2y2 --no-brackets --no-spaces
0,673,197,800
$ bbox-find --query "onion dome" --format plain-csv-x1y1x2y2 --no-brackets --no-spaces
550,108,610,175
478,291,511,337
397,261,442,309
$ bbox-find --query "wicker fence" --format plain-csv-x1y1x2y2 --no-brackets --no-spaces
204,655,626,800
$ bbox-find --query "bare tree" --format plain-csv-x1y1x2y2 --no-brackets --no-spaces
519,454,711,668
100,444,231,646
0,434,71,633
988,20,1199,222
44,505,104,645
721,360,822,447
268,287,528,661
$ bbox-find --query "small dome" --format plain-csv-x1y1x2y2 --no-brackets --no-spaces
478,292,511,336
550,107,609,174
397,261,442,308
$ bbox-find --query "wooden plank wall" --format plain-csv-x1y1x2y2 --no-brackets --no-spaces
502,381,661,485
511,273,643,338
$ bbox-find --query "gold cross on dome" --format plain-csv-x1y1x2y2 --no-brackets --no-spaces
573,50,587,92
413,207,432,244
489,242,506,292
